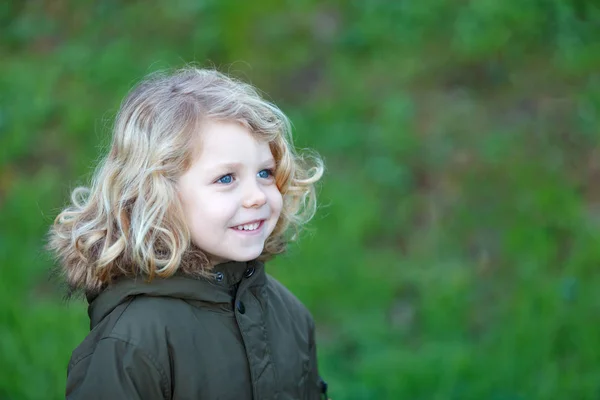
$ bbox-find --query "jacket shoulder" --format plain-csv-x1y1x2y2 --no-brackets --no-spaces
265,274,315,327
70,296,189,372
110,295,193,347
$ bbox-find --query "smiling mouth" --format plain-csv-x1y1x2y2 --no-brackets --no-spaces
231,219,265,232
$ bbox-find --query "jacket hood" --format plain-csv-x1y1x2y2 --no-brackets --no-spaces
87,260,264,329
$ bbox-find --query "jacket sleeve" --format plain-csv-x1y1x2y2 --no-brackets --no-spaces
308,320,329,400
66,336,169,400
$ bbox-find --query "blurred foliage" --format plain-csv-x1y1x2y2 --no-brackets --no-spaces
1,0,600,398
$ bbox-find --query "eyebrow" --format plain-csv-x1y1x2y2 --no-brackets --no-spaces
210,159,276,173
212,162,243,172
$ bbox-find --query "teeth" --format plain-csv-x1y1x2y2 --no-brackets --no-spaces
235,222,260,231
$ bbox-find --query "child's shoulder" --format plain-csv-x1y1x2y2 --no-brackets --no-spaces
69,295,183,372
114,295,189,330
265,274,314,324
94,295,190,349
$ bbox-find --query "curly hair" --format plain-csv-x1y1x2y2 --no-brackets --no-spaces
48,67,323,294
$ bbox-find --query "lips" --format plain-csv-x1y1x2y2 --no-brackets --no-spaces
231,219,265,231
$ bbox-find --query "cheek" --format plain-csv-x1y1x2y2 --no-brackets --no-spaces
269,188,283,218
192,192,232,221
180,189,220,226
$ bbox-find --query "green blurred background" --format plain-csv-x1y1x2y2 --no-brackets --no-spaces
1,1,600,399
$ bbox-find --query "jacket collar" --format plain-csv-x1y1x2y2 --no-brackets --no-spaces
87,259,265,329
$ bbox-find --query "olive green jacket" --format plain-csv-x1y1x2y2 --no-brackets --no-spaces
66,260,327,399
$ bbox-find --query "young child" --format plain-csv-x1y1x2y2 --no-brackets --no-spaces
48,67,328,399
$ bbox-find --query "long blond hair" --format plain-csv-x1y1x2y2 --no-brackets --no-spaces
48,67,323,293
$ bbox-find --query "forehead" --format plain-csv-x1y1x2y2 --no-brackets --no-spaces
194,120,274,164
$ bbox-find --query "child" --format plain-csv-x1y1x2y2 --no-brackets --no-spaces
48,67,328,399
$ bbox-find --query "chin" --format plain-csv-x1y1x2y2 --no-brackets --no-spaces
229,253,261,262
231,248,265,262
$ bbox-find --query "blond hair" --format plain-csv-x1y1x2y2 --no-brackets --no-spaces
48,67,323,293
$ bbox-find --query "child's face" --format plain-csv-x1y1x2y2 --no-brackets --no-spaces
177,120,283,265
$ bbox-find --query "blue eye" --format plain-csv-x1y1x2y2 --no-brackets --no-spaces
258,169,273,179
217,174,233,184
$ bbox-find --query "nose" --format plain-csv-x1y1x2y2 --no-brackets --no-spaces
242,180,267,209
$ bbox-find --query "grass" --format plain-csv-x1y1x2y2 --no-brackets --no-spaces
1,0,600,398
